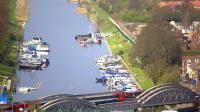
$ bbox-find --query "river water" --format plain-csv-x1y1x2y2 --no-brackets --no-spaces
14,0,109,101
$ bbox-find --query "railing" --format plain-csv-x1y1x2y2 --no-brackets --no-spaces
108,17,135,44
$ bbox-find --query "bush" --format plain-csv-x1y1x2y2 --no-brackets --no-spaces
117,50,124,56
120,10,152,22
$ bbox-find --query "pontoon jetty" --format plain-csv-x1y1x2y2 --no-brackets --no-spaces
75,31,103,47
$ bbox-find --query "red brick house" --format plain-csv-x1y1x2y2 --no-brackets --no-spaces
190,24,200,49
158,1,183,11
171,22,200,50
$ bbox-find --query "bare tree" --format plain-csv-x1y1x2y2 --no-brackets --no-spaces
179,0,194,27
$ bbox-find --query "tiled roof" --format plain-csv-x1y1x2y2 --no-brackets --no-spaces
190,1,200,7
158,1,182,8
159,1,200,8
182,55,200,60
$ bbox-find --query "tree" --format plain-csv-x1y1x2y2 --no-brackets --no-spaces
128,0,143,9
145,59,180,85
133,22,181,66
159,65,180,84
0,0,9,63
0,0,8,33
132,22,182,85
179,0,194,27
154,6,181,22
144,59,168,85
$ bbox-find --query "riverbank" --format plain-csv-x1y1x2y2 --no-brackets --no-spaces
0,0,29,87
84,0,154,90
16,0,29,28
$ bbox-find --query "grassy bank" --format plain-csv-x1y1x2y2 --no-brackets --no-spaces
8,0,23,65
0,0,25,86
0,64,15,76
87,0,154,90
16,0,29,22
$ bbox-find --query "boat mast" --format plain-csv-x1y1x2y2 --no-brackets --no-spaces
89,25,96,42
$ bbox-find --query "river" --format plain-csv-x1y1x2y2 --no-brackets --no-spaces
14,0,110,101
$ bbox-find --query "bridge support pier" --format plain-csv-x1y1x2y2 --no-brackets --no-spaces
175,103,199,112
135,108,143,112
193,102,199,111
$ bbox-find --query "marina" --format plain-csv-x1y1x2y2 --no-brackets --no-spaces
12,0,141,109
13,0,140,102
95,55,141,93
14,0,109,102
1,0,200,111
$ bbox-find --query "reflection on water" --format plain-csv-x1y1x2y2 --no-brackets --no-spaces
14,0,109,101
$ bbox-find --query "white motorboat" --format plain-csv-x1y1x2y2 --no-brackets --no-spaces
20,53,36,59
96,58,107,63
118,69,129,74
99,64,124,70
36,51,49,58
35,43,50,51
32,37,43,43
17,87,36,93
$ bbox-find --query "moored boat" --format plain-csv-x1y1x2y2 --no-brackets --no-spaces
17,87,37,93
18,37,50,71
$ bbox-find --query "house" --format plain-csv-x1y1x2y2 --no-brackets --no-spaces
190,1,200,8
158,1,183,11
124,23,146,38
158,0,200,10
182,55,200,80
190,23,200,49
170,21,200,50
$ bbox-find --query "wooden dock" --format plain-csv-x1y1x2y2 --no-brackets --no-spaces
76,7,87,14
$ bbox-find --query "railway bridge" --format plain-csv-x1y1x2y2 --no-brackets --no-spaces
38,84,200,111
1,84,199,111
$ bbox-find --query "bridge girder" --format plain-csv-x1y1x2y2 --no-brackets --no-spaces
37,84,200,111
137,84,199,107
39,95,99,112
41,99,97,112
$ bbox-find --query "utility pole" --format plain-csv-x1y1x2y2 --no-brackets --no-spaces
12,93,14,112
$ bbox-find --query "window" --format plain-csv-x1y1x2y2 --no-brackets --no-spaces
187,59,191,63
195,59,200,63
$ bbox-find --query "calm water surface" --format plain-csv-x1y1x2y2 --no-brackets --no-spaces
14,0,109,101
